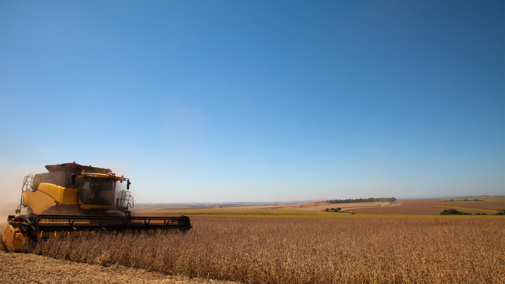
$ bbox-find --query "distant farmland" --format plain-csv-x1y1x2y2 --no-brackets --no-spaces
133,198,505,217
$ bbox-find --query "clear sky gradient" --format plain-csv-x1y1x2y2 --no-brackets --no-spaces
1,1,503,203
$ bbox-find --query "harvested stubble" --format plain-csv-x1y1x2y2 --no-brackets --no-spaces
21,217,505,283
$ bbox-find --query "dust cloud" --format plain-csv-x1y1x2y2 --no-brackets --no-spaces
0,163,43,224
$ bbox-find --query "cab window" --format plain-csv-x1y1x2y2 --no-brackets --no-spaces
78,178,115,205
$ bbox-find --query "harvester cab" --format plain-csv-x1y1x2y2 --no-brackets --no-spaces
2,162,192,252
17,162,134,216
74,170,133,214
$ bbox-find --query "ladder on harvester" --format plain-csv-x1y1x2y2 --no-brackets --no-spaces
116,190,134,210
15,174,33,215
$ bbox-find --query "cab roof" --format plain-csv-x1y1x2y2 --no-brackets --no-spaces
45,162,112,174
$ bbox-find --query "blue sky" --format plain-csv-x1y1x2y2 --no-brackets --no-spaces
0,0,503,203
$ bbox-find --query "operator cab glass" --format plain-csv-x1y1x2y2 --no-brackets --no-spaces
79,178,115,205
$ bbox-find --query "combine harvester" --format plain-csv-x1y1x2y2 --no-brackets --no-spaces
2,162,191,251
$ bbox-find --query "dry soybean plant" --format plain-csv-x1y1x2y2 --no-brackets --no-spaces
20,217,505,283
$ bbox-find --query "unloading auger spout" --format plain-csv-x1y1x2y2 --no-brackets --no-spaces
2,162,192,252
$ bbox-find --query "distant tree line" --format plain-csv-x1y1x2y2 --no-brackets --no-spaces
327,197,397,204
440,209,505,215
440,209,471,215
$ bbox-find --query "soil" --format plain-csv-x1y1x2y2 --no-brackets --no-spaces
0,250,237,284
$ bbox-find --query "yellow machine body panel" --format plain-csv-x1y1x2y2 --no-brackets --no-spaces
22,190,57,214
22,183,77,214
1,223,25,252
38,183,77,205
79,172,127,180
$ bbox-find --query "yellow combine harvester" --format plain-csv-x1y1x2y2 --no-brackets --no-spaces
2,162,191,251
